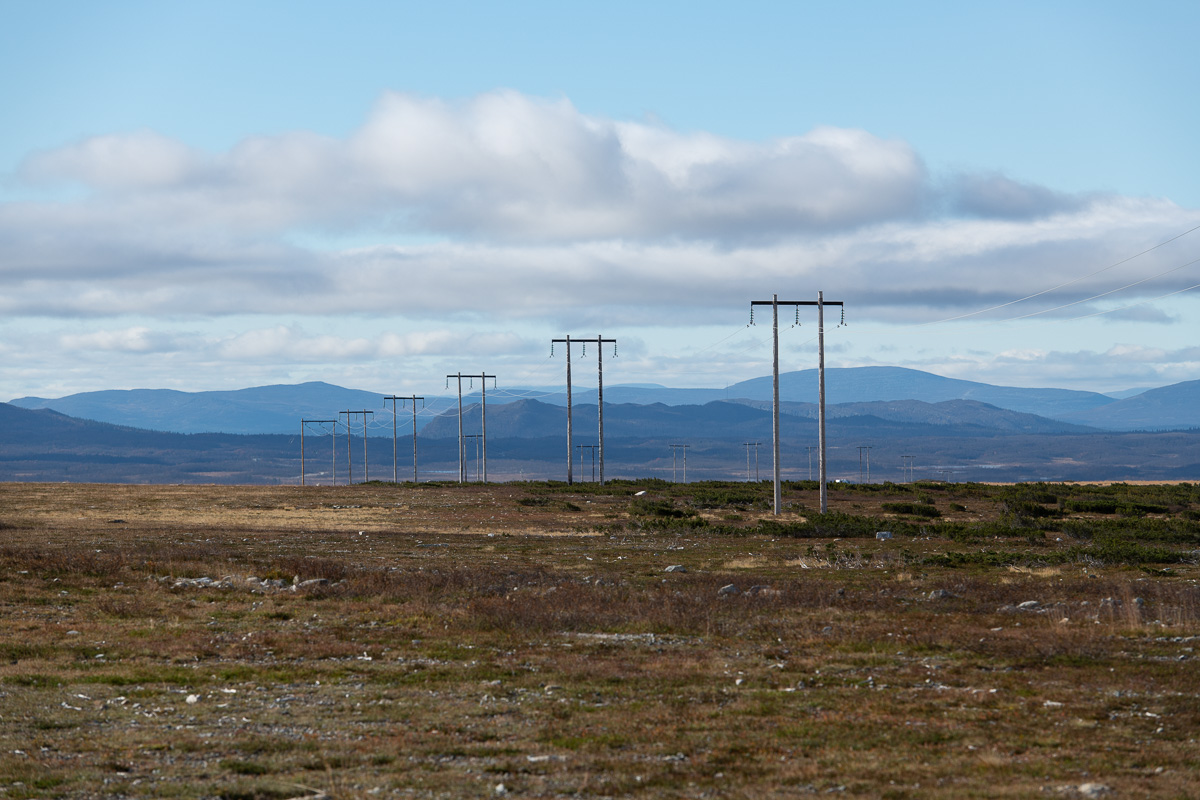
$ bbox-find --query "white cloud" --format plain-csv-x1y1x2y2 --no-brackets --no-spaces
21,130,204,190
2,89,1198,398
11,90,928,244
210,326,533,363
58,326,176,353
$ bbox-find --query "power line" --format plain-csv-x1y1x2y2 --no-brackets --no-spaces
915,221,1200,327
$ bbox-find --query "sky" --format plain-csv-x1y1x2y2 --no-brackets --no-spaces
2,0,1198,407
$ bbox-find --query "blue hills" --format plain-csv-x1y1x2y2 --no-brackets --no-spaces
9,367,1200,434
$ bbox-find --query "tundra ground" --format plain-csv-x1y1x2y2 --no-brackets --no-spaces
0,480,1197,799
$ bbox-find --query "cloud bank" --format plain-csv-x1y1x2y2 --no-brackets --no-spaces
2,89,1198,372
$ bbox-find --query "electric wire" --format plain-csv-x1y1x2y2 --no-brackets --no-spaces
914,220,1200,327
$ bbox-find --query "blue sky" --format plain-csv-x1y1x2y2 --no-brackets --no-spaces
2,0,1198,403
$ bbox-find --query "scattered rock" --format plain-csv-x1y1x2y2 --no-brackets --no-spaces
1017,600,1042,611
1052,784,1112,798
297,578,330,588
717,584,738,597
665,565,687,573
928,589,953,600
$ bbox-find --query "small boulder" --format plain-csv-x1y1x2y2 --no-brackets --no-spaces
717,583,738,597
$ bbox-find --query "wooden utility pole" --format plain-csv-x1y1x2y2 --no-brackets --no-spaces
385,395,425,483
340,411,374,484
385,396,399,483
750,292,845,514
552,335,616,484
447,373,495,483
669,443,690,483
743,441,761,482
301,419,336,486
576,444,598,482
858,445,873,483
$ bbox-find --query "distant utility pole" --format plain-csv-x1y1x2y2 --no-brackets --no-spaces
576,444,598,482
551,335,617,485
858,445,873,483
384,395,399,483
743,441,761,482
447,373,496,484
901,454,914,483
385,395,425,483
340,410,374,484
806,445,818,482
669,443,690,483
300,419,336,486
750,291,845,515
465,434,483,481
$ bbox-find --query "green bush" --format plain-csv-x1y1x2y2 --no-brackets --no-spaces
881,502,941,518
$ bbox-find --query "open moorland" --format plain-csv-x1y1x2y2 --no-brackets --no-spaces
1,480,1198,799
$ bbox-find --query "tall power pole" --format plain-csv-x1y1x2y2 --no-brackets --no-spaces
576,444,599,482
552,335,616,485
750,292,845,515
447,373,495,484
340,410,374,484
385,395,425,483
669,443,690,483
384,396,399,483
858,445,873,483
301,419,336,486
465,434,483,481
743,441,761,482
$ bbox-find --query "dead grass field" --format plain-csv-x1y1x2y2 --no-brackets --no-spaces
0,480,1198,799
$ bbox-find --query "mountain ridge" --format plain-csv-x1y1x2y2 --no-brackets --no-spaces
10,367,1200,434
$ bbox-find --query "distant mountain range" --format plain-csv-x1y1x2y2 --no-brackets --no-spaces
3,393,1198,484
10,367,1200,434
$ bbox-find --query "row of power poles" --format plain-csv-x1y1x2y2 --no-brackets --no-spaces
300,377,495,486
302,291,846,503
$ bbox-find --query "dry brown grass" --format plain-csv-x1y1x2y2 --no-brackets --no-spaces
0,481,1197,798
